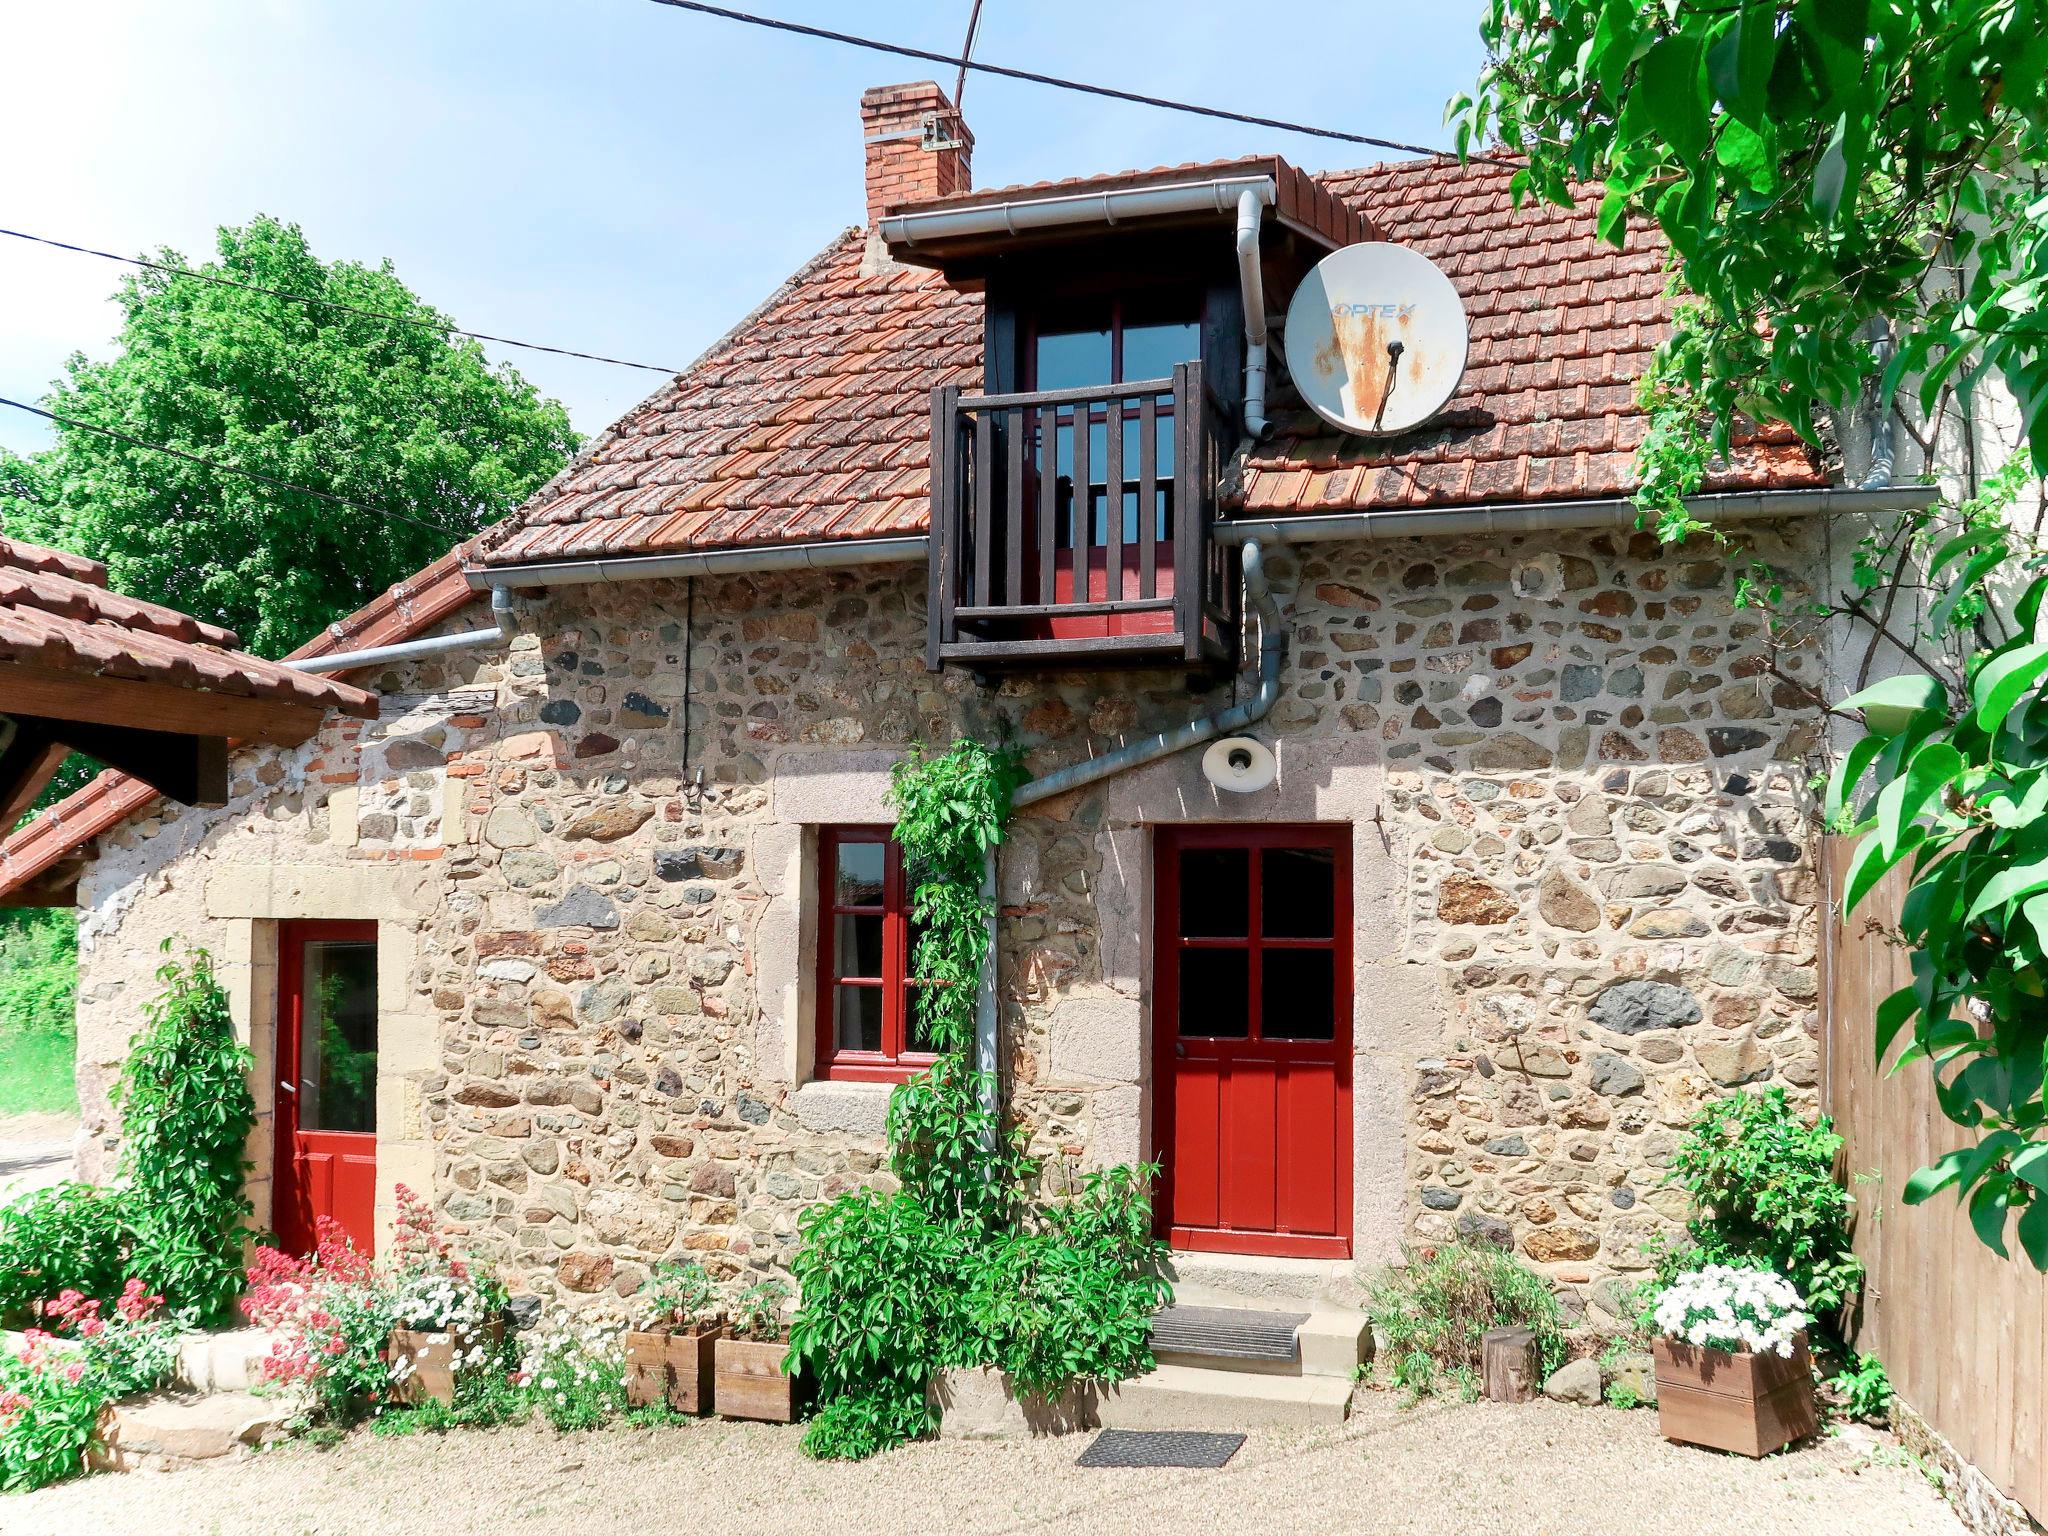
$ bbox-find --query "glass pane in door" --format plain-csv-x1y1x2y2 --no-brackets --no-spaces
300,940,377,1133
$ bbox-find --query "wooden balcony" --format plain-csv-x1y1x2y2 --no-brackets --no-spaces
925,361,1239,672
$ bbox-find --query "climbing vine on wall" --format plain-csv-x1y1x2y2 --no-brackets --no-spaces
786,740,1170,1460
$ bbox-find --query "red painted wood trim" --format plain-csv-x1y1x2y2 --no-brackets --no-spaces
1153,823,1353,1260
813,826,938,1084
274,919,380,1259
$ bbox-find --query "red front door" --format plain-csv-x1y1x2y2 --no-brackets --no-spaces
1154,826,1352,1258
274,920,379,1257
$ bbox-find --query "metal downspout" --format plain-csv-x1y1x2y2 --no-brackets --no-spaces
973,540,1285,1126
1863,326,1897,490
1012,539,1284,811
1236,189,1270,438
287,584,516,674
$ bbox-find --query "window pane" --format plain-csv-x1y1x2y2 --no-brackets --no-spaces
1120,319,1199,384
835,985,883,1053
835,841,886,906
1178,847,1249,937
834,913,884,979
1262,950,1335,1040
1036,323,1113,393
300,940,376,1133
905,986,940,1056
1179,949,1249,1037
1262,847,1335,938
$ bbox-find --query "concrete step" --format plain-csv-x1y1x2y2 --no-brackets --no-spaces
175,1327,276,1393
1095,1363,1354,1430
90,1390,290,1472
1163,1251,1366,1311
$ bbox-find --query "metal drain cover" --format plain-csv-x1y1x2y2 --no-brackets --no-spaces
1076,1429,1246,1469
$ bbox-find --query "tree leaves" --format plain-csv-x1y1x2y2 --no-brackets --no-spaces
0,216,576,657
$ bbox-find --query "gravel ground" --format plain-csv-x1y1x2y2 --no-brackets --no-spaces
0,1113,74,1204
10,1395,1965,1536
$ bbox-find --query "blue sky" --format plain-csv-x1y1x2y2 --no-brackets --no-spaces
0,0,1487,456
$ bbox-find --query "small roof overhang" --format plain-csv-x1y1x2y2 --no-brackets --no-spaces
878,154,1376,271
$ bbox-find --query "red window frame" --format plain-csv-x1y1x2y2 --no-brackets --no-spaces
814,825,938,1083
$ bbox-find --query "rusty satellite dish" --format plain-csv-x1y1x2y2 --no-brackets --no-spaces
1283,242,1468,438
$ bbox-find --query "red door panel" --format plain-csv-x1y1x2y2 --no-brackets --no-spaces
1154,826,1352,1258
274,921,379,1258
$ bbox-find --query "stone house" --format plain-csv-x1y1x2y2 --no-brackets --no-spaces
0,81,1935,1335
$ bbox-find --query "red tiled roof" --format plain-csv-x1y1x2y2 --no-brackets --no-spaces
0,546,479,901
477,157,1818,573
1235,160,1819,512
0,534,379,720
478,235,979,567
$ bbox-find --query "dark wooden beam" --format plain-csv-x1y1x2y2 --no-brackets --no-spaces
0,662,326,745
19,715,230,808
0,716,68,828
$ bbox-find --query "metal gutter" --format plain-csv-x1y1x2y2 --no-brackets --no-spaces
878,174,1277,248
1214,485,1939,547
464,535,929,591
287,585,516,675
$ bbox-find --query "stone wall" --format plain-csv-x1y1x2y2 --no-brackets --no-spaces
71,517,1830,1318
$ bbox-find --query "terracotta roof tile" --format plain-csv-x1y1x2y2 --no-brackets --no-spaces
0,535,377,720
475,159,1817,574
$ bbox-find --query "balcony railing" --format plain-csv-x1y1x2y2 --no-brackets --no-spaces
926,360,1238,671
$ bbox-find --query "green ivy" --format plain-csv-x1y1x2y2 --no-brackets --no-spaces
786,740,1168,1461
113,944,256,1323
1657,1087,1864,1318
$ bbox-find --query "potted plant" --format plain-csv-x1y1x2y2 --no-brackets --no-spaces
714,1278,800,1423
1651,1263,1817,1457
624,1260,724,1415
384,1262,508,1408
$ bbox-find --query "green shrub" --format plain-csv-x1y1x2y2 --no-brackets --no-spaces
1829,1351,1894,1421
788,740,1168,1461
114,945,255,1324
963,1165,1169,1400
1658,1086,1863,1322
0,1184,132,1326
1366,1239,1566,1400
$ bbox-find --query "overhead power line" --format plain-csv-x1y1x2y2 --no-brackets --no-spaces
0,396,471,543
0,227,682,377
642,0,1519,166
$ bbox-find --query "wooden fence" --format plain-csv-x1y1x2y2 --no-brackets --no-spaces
1822,837,2047,1523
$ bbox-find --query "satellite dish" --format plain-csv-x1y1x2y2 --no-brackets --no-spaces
1202,736,1277,794
1283,242,1468,438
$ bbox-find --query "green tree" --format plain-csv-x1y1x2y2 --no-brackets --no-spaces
1456,1,2048,1264
0,214,577,657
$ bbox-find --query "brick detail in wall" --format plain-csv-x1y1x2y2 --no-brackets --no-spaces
861,80,972,226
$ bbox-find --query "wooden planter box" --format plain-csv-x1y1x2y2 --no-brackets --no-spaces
625,1323,723,1416
386,1321,503,1408
714,1335,800,1423
1653,1333,1817,1458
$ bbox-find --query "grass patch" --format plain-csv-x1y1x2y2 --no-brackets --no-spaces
0,910,78,1118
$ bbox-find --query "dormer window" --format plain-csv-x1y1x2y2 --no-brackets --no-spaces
880,157,1373,673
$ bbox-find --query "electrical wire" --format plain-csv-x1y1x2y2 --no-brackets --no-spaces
0,396,474,542
0,227,682,376
641,0,1520,165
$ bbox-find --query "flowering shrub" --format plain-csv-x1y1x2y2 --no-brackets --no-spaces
241,1187,505,1428
518,1306,626,1431
1653,1264,1810,1359
0,1279,175,1491
242,1217,395,1427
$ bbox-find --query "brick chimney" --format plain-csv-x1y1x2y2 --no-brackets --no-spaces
862,81,972,226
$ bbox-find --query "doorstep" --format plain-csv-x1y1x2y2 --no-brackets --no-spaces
89,1390,290,1472
1095,1365,1354,1430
